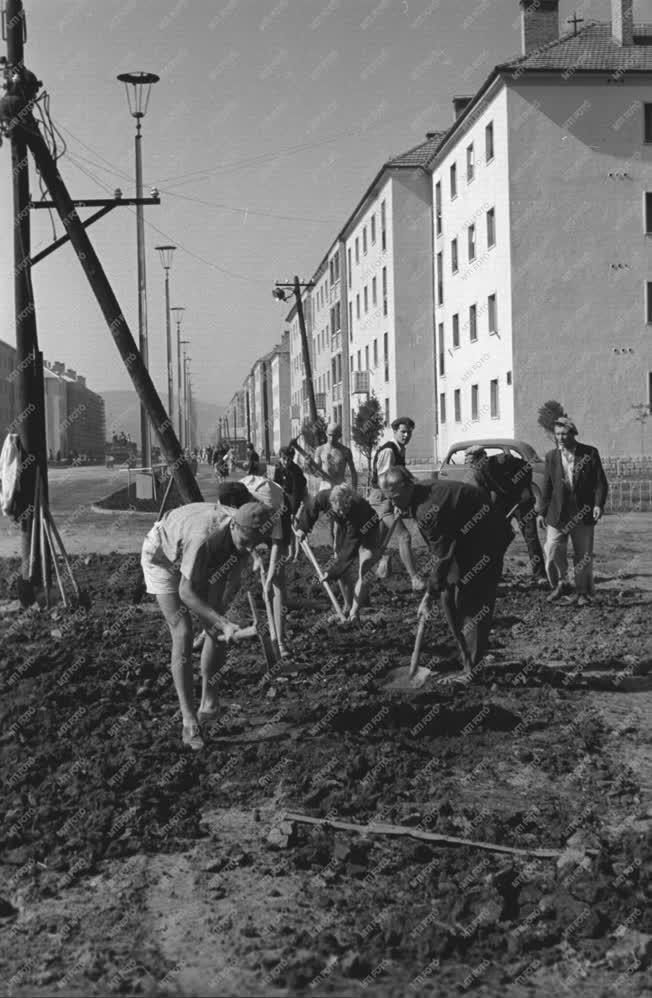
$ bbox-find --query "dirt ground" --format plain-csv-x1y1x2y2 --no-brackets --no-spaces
1,499,652,996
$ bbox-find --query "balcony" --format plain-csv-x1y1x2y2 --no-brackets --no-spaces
332,382,342,402
329,279,340,304
331,331,342,353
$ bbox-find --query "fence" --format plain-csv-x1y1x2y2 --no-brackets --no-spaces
604,479,652,513
602,456,652,478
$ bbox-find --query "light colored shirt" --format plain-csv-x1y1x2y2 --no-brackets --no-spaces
560,447,575,488
375,442,405,479
148,503,236,592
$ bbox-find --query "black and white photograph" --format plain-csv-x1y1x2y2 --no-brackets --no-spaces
1,0,651,994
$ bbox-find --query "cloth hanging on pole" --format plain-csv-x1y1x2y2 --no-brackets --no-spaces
0,433,31,521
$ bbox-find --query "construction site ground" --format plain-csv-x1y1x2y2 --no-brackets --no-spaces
1,466,652,996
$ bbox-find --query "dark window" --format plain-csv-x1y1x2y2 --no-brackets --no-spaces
466,143,474,182
364,286,368,313
435,181,442,236
452,313,460,348
438,322,445,377
485,121,494,162
373,338,378,367
471,384,479,420
468,224,476,262
450,162,457,198
347,248,352,287
365,344,369,370
488,293,497,333
645,104,652,142
440,393,446,424
451,238,458,274
487,207,496,247
385,398,390,425
381,200,387,250
454,388,461,423
363,226,367,255
490,378,499,418
647,282,652,323
384,332,389,382
372,276,377,307
469,304,477,342
382,266,388,315
507,370,512,386
437,252,444,305
371,213,376,243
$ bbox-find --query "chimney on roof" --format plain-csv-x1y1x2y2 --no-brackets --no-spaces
452,96,473,120
612,0,634,46
52,361,65,375
66,368,77,380
77,375,86,388
519,0,559,55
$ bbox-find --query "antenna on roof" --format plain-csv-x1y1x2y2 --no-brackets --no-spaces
567,11,584,36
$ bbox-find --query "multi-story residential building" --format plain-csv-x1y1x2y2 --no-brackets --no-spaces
343,132,444,462
252,353,271,460
310,258,333,424
432,0,652,458
243,371,255,445
224,389,246,443
270,332,291,454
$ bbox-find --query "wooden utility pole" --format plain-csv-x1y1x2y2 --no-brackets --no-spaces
15,115,202,503
5,0,48,590
293,275,318,426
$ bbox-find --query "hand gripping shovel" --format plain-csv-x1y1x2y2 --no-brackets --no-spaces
293,528,346,622
384,598,434,691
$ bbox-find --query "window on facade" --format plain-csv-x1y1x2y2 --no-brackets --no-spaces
365,344,369,370
452,312,460,348
325,278,328,297
490,378,499,418
371,213,376,243
363,226,367,255
485,121,494,162
382,266,388,315
471,384,479,420
438,322,445,377
372,276,377,306
440,393,446,424
373,338,378,368
385,398,390,425
647,282,652,322
350,355,354,372
357,349,362,370
488,293,497,334
469,304,477,342
435,181,442,236
466,143,474,182
364,286,368,313
349,302,353,338
381,199,387,250
437,251,444,306
645,104,652,142
468,224,476,262
506,370,512,386
645,192,652,234
384,332,389,382
450,162,457,198
347,247,352,287
356,293,360,320
355,237,359,264
487,207,496,247
454,388,461,423
331,358,337,384
335,302,341,331
451,238,458,274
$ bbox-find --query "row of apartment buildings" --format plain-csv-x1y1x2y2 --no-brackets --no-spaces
0,338,106,461
226,0,652,462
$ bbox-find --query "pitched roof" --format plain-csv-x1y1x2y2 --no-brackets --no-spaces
498,21,652,73
386,131,446,169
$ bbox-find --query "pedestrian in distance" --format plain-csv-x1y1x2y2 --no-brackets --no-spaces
538,417,608,606
140,500,274,750
464,445,546,587
245,442,260,475
379,466,504,682
370,417,425,591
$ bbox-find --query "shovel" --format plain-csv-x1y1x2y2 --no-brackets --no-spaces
247,592,277,671
384,606,434,690
259,565,281,662
294,529,346,622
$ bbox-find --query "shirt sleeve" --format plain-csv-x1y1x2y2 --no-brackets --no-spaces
375,446,394,479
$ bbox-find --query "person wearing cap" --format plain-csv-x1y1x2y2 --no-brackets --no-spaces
370,416,424,591
312,423,358,491
379,466,504,681
140,500,272,750
464,446,546,587
294,483,389,619
538,418,608,606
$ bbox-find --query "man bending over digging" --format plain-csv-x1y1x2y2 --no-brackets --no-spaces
141,500,273,750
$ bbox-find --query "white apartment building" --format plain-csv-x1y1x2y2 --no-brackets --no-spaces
344,134,444,462
270,333,291,454
432,0,652,458
310,259,333,424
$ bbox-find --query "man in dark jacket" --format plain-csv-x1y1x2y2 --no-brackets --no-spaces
537,418,608,606
273,446,307,516
379,466,506,679
464,446,546,587
295,484,387,619
245,442,260,475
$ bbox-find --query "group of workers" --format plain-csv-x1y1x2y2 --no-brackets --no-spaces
140,415,608,750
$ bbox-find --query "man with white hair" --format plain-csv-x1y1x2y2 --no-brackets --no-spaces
538,417,608,606
295,483,387,619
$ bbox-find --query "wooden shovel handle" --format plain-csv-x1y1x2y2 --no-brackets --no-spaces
409,615,428,678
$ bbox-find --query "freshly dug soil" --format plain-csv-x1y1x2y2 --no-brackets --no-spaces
1,551,651,996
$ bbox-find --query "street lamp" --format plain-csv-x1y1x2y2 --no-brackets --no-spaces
180,340,190,448
183,354,192,450
117,70,160,469
155,244,176,426
171,307,186,444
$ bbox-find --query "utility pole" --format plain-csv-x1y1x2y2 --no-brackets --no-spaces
156,245,175,427
171,307,186,445
273,276,317,426
5,0,47,591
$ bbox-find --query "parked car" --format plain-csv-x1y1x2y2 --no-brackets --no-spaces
436,438,545,505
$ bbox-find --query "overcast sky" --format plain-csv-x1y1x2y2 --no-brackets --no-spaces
0,0,628,407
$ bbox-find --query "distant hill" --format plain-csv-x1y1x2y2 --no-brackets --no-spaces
100,389,224,448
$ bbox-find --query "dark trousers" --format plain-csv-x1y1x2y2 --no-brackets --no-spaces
517,503,546,579
440,559,499,670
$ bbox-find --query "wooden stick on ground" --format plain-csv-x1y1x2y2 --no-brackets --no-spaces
43,507,82,602
259,566,281,662
42,516,68,607
282,812,580,860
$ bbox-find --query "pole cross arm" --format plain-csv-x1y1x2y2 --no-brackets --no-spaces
30,197,161,208
31,204,115,265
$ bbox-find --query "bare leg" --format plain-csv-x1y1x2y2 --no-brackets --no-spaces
438,586,473,680
395,519,421,583
198,633,225,715
156,593,196,724
272,564,287,653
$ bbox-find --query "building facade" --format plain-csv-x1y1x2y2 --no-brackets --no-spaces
270,333,291,454
432,0,652,458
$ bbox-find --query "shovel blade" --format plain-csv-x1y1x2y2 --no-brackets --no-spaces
384,665,433,691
